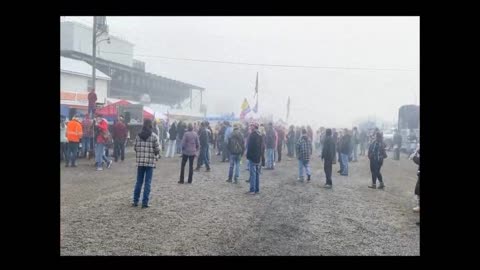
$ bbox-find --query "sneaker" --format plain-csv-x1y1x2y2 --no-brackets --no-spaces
226,179,232,183
324,184,332,189
413,206,420,212
368,184,376,189
107,160,113,169
377,182,385,189
234,177,239,182
96,167,103,171
178,181,184,184
132,203,138,207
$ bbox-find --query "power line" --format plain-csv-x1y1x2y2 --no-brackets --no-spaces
98,50,417,72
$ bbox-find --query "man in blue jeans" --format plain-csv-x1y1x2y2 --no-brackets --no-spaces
296,129,312,182
132,119,160,208
246,122,262,194
227,124,245,183
339,128,352,176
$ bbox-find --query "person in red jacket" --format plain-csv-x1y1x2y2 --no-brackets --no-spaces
94,114,112,171
113,116,128,162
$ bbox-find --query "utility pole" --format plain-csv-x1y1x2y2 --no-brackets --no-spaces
92,16,97,94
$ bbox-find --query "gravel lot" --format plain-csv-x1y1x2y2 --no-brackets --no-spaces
61,148,420,256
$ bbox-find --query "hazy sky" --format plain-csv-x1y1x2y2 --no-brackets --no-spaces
63,16,419,128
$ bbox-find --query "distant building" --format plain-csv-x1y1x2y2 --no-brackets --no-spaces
60,56,111,114
61,21,134,67
60,20,205,110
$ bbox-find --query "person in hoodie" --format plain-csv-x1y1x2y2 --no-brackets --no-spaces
296,129,312,182
166,122,177,158
265,122,277,170
132,119,160,208
227,123,245,183
368,132,388,189
179,123,200,184
246,122,263,194
65,115,83,167
94,114,113,171
321,128,336,188
113,116,128,162
195,121,211,172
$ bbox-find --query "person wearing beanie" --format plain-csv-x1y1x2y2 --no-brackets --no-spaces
132,119,161,208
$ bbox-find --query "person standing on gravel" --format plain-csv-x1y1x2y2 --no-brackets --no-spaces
296,129,313,182
179,123,200,184
359,129,367,156
227,123,245,183
195,121,211,172
246,122,263,194
339,129,352,176
368,132,388,189
412,147,420,216
132,119,160,208
321,128,336,188
286,125,295,159
166,122,177,158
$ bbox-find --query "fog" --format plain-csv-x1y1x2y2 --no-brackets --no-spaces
63,16,419,128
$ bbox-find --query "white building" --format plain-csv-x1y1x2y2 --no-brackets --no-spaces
61,21,134,67
60,56,111,107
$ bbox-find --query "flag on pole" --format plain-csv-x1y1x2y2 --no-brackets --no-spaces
286,96,290,120
253,72,258,113
240,98,251,120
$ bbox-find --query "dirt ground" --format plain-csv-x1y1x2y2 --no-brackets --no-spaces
60,147,420,256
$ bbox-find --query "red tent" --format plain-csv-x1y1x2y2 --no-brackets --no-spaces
95,100,154,120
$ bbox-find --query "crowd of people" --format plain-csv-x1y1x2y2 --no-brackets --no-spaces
61,116,419,221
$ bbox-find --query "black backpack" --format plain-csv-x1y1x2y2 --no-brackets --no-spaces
229,134,243,154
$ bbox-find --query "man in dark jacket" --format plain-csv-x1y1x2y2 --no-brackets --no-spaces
113,116,128,162
339,129,352,176
246,122,263,194
265,123,277,169
368,132,387,189
276,126,285,163
321,128,336,188
286,125,295,159
296,129,312,182
195,122,211,172
227,124,245,183
393,129,402,160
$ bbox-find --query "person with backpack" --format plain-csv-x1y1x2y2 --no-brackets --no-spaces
226,124,245,183
132,119,161,208
368,132,388,189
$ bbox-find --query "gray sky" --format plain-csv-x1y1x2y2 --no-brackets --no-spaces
64,16,419,128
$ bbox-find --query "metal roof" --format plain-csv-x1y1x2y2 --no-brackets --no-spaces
60,56,111,80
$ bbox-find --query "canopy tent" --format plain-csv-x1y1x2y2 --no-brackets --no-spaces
95,100,154,121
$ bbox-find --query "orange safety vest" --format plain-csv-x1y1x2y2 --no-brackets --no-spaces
66,120,83,143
